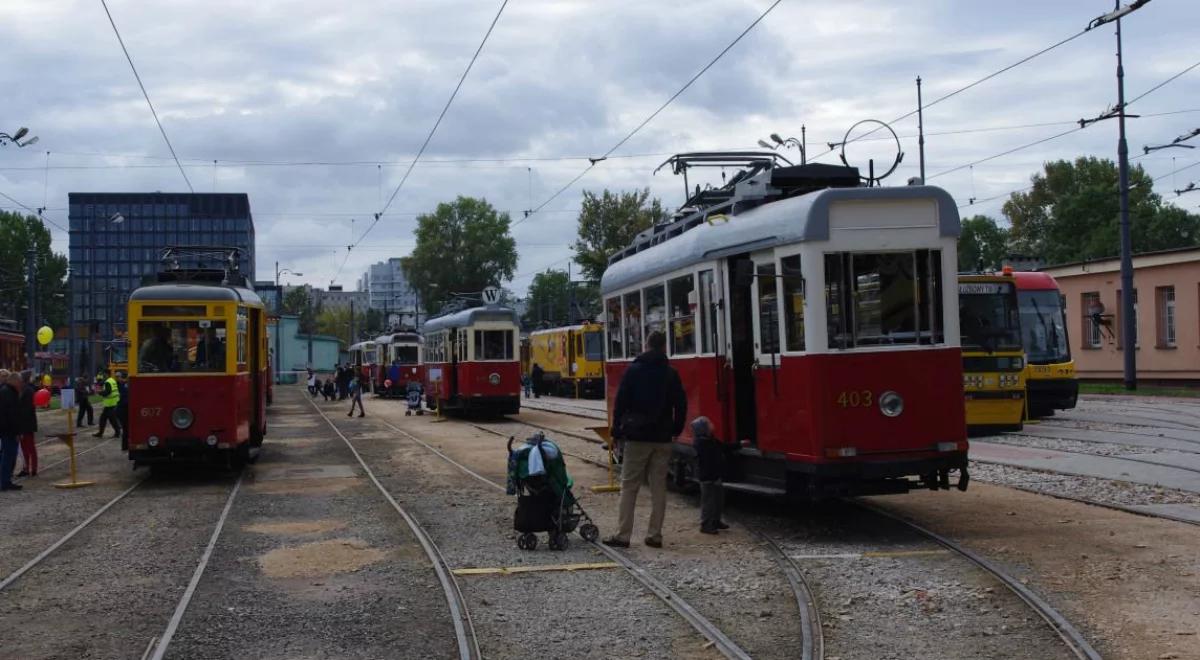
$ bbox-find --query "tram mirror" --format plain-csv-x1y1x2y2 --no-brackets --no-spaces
733,260,754,287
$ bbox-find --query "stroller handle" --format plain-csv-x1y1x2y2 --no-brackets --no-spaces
506,435,515,452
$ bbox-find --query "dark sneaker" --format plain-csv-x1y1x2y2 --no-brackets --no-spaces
644,537,663,548
16,470,28,478
601,536,629,548
92,432,103,438
358,413,364,418
2,484,23,491
716,521,730,530
700,527,719,535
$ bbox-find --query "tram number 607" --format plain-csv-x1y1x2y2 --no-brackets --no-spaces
836,390,873,408
140,407,162,417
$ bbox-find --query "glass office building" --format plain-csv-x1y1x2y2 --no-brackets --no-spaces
67,192,255,372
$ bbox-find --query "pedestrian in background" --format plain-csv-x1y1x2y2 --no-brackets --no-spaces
115,371,129,451
0,370,23,491
16,371,38,478
521,372,532,398
306,368,318,397
531,363,544,399
93,370,121,439
347,374,365,418
603,331,687,549
75,376,94,427
692,416,728,535
322,377,335,401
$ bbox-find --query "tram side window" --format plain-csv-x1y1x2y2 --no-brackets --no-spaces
474,330,514,360
699,270,718,354
623,292,642,354
781,255,805,351
643,284,666,341
667,274,696,356
606,297,624,359
757,263,780,354
137,320,227,373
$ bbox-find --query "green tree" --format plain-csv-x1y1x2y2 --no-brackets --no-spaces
316,306,367,346
524,269,569,326
1004,156,1200,265
402,196,518,315
957,215,1010,272
364,308,383,334
0,210,68,328
572,188,669,282
281,286,319,334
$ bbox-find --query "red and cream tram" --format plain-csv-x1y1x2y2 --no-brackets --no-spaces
127,267,269,466
347,340,379,393
422,306,521,415
374,330,423,397
602,155,968,498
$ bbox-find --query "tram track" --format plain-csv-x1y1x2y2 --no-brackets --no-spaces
306,398,482,660
368,413,754,660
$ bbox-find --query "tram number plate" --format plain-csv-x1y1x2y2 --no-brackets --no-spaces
836,390,873,408
140,407,162,417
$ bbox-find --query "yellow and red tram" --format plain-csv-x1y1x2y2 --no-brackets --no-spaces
126,276,269,466
422,306,521,415
602,154,968,498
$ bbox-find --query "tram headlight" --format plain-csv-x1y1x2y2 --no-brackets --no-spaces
488,372,501,386
1010,356,1025,370
171,407,194,430
879,390,904,417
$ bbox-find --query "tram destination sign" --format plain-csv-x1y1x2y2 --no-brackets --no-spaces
958,282,1012,295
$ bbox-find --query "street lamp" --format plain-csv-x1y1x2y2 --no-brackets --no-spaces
0,127,39,148
274,262,303,383
759,129,807,164
1082,0,1152,390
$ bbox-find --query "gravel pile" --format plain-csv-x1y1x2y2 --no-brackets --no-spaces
969,460,1200,507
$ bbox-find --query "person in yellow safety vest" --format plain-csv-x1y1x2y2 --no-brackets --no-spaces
93,371,122,439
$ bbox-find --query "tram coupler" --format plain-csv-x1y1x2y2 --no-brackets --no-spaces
956,467,970,492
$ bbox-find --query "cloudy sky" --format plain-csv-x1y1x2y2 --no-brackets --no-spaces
1,0,1197,294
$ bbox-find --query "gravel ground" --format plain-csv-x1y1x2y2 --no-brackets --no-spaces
161,397,460,659
320,405,721,660
984,432,1165,457
968,460,1200,507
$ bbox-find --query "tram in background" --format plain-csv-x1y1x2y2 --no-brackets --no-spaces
126,251,269,466
0,322,26,372
958,272,1025,434
374,330,423,397
1013,271,1078,417
422,306,521,415
602,153,968,498
528,322,606,398
347,340,379,393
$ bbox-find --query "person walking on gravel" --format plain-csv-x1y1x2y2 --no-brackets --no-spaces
15,371,38,478
0,370,23,491
347,374,365,418
93,370,121,439
74,376,94,427
603,330,687,549
115,371,130,451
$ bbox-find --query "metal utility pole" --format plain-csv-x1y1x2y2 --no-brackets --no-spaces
68,268,75,385
1115,7,1135,390
26,247,36,368
275,262,302,382
916,76,927,184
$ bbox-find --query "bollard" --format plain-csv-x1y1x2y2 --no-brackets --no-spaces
54,390,95,489
589,426,620,493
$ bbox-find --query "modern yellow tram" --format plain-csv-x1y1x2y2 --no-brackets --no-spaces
958,272,1025,433
528,322,605,398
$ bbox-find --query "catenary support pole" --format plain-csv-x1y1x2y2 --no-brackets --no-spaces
26,247,36,368
1115,4,1137,390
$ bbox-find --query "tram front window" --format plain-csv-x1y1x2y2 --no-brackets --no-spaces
959,282,1022,353
474,329,514,360
583,331,605,361
137,320,227,373
394,346,419,364
825,250,944,349
1018,290,1070,364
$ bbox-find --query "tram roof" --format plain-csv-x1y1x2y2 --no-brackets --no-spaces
1011,271,1061,291
375,331,422,344
422,306,519,334
601,185,960,295
129,282,264,306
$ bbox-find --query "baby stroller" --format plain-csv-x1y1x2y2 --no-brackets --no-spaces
507,432,599,550
404,381,424,416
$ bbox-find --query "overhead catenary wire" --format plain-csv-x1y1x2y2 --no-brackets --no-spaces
512,0,785,228
0,190,69,234
98,0,193,193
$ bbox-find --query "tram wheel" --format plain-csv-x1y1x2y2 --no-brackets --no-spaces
579,523,599,543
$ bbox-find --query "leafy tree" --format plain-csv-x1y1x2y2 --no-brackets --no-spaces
573,188,669,282
402,196,518,315
1004,156,1200,265
281,286,319,334
0,210,68,328
522,270,602,327
316,306,366,346
364,308,384,334
957,215,1009,272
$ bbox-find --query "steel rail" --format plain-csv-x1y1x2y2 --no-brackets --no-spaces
307,399,481,660
0,477,145,592
519,399,607,421
745,528,824,660
856,502,1102,660
373,416,751,660
16,436,116,483
149,473,244,660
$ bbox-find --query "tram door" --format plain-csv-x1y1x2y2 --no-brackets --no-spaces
448,329,460,401
749,252,783,451
727,254,758,445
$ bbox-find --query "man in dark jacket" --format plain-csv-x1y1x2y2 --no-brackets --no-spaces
0,370,23,491
603,330,687,549
531,363,544,399
75,376,94,427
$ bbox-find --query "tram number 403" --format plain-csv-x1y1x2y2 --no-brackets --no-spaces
836,390,873,408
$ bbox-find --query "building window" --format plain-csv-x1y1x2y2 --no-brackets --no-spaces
1081,292,1102,349
1157,286,1176,348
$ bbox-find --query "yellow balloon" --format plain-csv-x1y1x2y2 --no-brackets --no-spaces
36,326,53,345
42,374,51,387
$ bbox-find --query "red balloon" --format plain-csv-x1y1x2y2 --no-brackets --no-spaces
384,380,393,388
34,388,51,407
